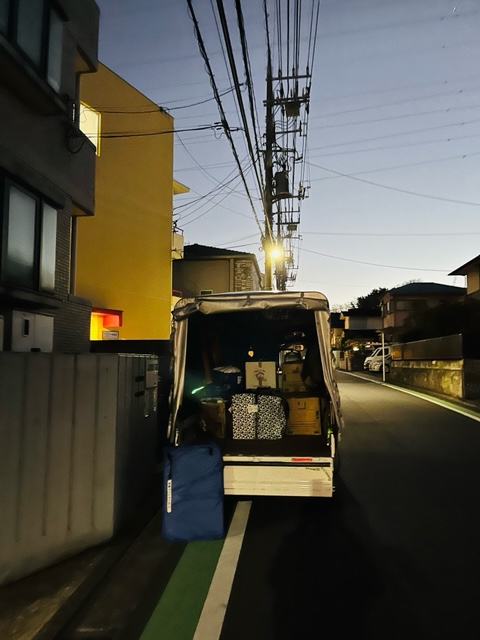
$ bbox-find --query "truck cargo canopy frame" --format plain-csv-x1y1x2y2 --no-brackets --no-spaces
168,291,343,442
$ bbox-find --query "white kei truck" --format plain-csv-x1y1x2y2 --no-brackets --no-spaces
167,291,344,498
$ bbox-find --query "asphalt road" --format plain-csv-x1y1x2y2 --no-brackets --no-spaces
219,372,480,640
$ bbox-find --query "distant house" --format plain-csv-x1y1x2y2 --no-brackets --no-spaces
381,282,466,342
339,308,382,346
330,312,345,348
172,244,263,299
449,255,480,300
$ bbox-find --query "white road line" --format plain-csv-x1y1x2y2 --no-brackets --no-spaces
193,500,252,640
343,371,480,423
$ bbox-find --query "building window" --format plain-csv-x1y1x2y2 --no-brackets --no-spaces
396,300,412,311
3,0,63,92
5,185,36,287
0,0,9,33
1,179,57,293
16,0,44,66
47,7,63,92
40,202,57,292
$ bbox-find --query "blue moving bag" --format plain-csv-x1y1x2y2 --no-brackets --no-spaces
162,443,224,542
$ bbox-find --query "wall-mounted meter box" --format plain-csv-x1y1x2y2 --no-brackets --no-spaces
145,358,159,389
11,311,53,352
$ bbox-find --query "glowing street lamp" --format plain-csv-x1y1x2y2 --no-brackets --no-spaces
271,245,284,261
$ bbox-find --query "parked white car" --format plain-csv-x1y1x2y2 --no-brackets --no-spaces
369,356,391,374
363,346,391,371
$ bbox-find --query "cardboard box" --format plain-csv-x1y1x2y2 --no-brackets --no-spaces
286,396,321,435
281,362,307,393
199,398,227,438
245,361,277,389
282,362,302,376
283,380,308,393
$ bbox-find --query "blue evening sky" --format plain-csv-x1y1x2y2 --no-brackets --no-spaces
94,0,480,308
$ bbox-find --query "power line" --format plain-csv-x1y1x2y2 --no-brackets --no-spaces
308,102,480,131
235,0,266,196
177,181,256,222
85,87,238,114
309,151,480,183
313,74,480,106
186,0,264,237
302,230,480,237
215,0,265,197
176,148,478,174
309,117,480,152
176,159,259,223
301,247,447,272
310,132,480,158
173,173,242,213
167,86,238,110
313,85,480,120
175,132,246,197
181,175,256,226
97,123,240,138
177,174,256,221
217,242,260,250
218,232,259,244
308,160,480,206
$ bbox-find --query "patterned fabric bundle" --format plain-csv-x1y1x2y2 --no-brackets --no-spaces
231,393,257,439
231,391,287,440
256,394,286,439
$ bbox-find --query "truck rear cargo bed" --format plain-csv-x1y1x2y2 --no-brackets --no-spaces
222,435,331,458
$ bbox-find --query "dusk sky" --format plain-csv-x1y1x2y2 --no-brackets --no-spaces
95,0,480,308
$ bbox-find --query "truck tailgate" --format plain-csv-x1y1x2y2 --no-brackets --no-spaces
223,436,335,497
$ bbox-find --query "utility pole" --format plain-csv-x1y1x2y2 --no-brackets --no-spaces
262,3,314,290
263,46,275,291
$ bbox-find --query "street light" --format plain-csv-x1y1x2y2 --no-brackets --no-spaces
263,242,285,291
271,245,284,261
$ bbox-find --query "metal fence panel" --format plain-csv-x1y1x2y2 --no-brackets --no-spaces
399,334,462,360
47,355,76,546
93,355,118,535
21,355,51,561
0,354,24,573
0,353,157,586
464,359,480,400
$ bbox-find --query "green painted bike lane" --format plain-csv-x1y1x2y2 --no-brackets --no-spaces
140,538,225,640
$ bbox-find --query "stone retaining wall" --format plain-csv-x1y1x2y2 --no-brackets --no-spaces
389,359,464,399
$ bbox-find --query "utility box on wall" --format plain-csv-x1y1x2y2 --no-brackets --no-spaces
11,311,54,352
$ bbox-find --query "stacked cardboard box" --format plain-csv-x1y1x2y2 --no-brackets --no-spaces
286,396,321,435
281,362,307,393
199,398,227,438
